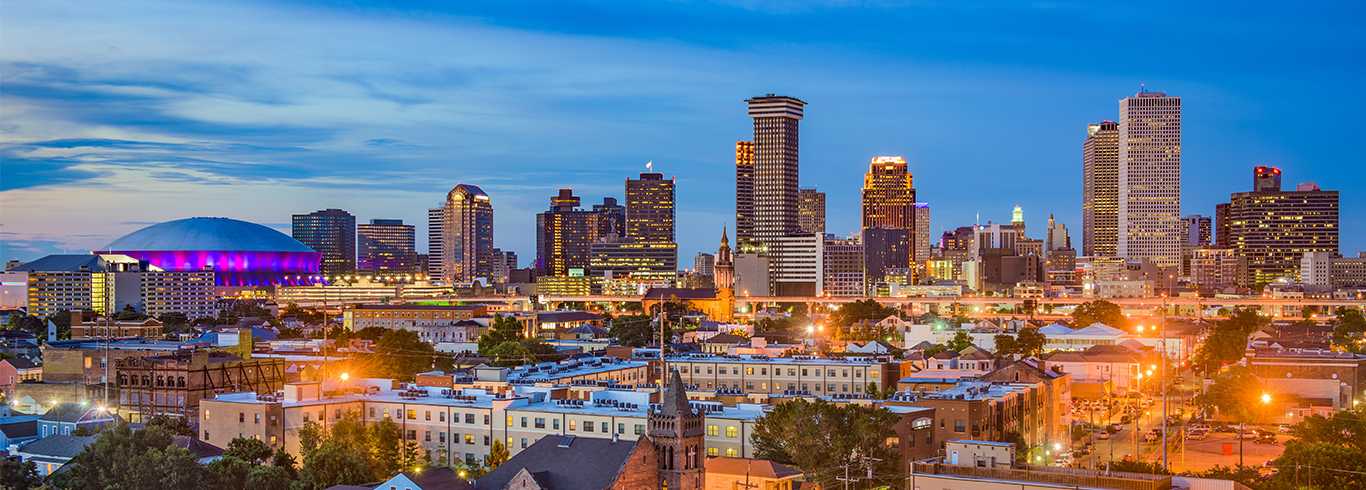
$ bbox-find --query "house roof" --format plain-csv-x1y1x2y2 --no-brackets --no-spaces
931,349,960,360
39,403,101,424
0,419,39,440
537,311,603,323
959,350,993,361
566,325,608,335
706,333,748,344
1038,323,1076,335
1,358,40,369
1073,323,1126,336
18,435,97,459
911,340,937,350
17,255,106,272
173,435,225,459
475,435,641,490
384,467,475,490
705,457,802,479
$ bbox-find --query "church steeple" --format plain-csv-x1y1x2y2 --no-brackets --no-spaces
650,369,705,490
715,227,734,290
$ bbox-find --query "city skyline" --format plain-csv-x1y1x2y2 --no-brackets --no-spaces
3,1,1364,264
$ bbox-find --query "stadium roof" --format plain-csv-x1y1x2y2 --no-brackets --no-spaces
104,217,314,252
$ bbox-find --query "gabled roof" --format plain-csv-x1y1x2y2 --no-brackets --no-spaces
39,403,104,424
705,457,802,479
705,333,747,344
1038,323,1076,335
566,325,608,335
173,435,225,459
931,349,960,360
911,340,937,350
959,349,993,361
1073,323,1125,336
537,311,603,323
1,358,40,369
475,435,641,490
18,435,97,459
380,467,474,490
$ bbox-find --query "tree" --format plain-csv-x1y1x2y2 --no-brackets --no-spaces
298,443,376,490
1192,308,1269,374
225,436,275,465
281,303,326,324
1178,465,1263,489
271,450,299,479
0,456,42,490
751,399,901,489
608,314,654,347
207,455,253,490
1107,459,1172,475
487,438,510,470
144,413,197,437
1331,309,1366,354
1016,327,1047,356
369,329,451,381
1071,300,1126,329
5,314,44,338
59,423,216,490
371,417,402,476
1192,366,1275,423
828,300,898,331
478,315,528,354
1287,409,1366,452
245,465,296,490
946,330,973,352
993,334,1019,358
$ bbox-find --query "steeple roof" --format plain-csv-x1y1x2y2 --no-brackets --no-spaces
660,369,693,417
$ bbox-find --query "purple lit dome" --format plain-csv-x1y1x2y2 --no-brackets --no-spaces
103,217,322,287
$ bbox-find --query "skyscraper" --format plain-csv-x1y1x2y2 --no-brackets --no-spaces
626,172,675,243
427,206,444,277
914,203,931,263
292,208,356,278
694,253,714,276
357,219,416,274
1229,168,1338,285
798,187,826,234
746,95,806,243
1254,166,1282,192
735,141,755,246
592,197,626,237
861,156,917,269
442,184,494,283
1011,205,1026,237
1117,88,1182,267
1180,215,1212,246
1082,120,1119,257
1214,203,1231,247
1046,214,1070,251
536,189,613,277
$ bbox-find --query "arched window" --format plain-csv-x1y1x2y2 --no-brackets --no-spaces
142,376,150,386
178,377,186,388
157,376,165,387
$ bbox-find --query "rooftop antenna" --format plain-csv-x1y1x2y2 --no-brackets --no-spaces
1140,83,1147,94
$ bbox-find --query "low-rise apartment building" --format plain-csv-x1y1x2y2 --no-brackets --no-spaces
342,304,488,329
666,354,898,396
116,350,286,422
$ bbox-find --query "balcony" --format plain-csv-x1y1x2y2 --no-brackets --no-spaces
910,462,1171,490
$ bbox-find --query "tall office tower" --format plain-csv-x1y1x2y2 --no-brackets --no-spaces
491,249,508,283
823,235,864,297
1229,168,1339,285
292,208,356,278
1214,203,1231,247
1117,89,1182,267
357,219,416,274
735,141,755,245
1082,120,1120,257
537,189,612,277
914,203,931,262
427,206,444,277
592,197,626,237
1180,215,1212,246
694,253,715,276
861,157,916,229
1011,205,1026,237
798,187,826,234
1254,166,1282,192
747,95,806,242
863,227,911,285
1046,214,1071,251
442,184,494,283
626,173,676,243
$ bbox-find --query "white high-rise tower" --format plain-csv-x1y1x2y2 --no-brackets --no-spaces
1117,88,1182,268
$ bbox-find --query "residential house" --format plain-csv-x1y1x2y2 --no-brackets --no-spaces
1044,345,1145,395
0,414,41,449
0,358,42,395
705,457,809,490
16,434,97,475
37,403,117,438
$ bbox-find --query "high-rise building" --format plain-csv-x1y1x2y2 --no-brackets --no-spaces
1011,205,1026,238
863,227,911,286
1229,169,1339,285
442,184,494,283
427,206,444,277
592,197,626,237
536,190,614,277
746,95,806,242
588,237,677,288
1046,214,1070,251
798,187,826,235
292,209,356,278
1082,120,1119,257
735,141,755,245
1191,248,1244,288
357,219,416,274
694,253,715,276
861,157,916,230
1254,166,1282,192
823,235,864,297
625,173,675,243
914,203,931,263
1117,89,1182,267
1180,215,1212,247
1214,203,1231,247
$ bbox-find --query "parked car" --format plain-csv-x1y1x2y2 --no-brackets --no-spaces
1189,424,1212,432
1108,423,1123,433
1187,430,1210,440
1239,431,1261,439
1120,415,1132,424
1254,434,1278,444
1098,432,1111,440
1214,425,1239,433
1277,425,1293,434
1144,430,1163,442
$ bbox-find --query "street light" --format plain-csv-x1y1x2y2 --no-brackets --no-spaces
1261,393,1271,404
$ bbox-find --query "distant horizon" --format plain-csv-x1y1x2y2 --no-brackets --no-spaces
3,1,1362,265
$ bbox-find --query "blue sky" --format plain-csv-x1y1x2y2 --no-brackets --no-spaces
2,0,1363,265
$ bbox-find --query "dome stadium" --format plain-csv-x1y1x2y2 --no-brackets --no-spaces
103,217,322,286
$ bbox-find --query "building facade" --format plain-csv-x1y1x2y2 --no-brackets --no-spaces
735,141,755,246
1082,120,1119,257
626,173,676,244
292,209,356,278
797,187,825,235
746,95,806,244
1117,90,1182,267
1228,170,1338,285
822,235,864,297
443,184,495,283
116,351,286,422
358,219,416,274
914,203,931,263
428,206,445,277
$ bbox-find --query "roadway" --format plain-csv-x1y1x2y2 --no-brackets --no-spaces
442,294,1366,309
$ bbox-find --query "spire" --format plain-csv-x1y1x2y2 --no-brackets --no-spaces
660,368,692,417
721,226,729,246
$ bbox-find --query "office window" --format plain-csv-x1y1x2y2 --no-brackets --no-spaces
408,430,416,440
726,448,738,457
204,431,209,439
802,369,808,376
204,410,210,420
707,367,713,374
828,384,835,392
383,409,390,418
440,433,446,443
828,370,836,377
707,447,719,456
270,435,277,446
239,413,245,423
407,410,416,420
484,435,490,446
618,423,625,434
719,367,726,375
507,416,514,426
788,369,796,376
761,382,767,390
802,383,808,391
255,414,261,424
369,407,376,418
584,421,594,433
746,382,754,390
553,419,560,430
707,425,719,436
335,409,341,420
726,426,738,438
746,367,754,375
842,370,849,378
635,424,645,435
694,367,700,373
535,418,545,429
855,370,862,378
787,383,795,390
467,434,474,444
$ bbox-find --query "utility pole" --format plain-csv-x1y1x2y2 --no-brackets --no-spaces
836,462,860,490
733,460,758,490
862,455,883,489
1161,289,1169,472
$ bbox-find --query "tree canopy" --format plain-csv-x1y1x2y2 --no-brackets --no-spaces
608,314,653,347
828,300,899,332
1192,308,1268,375
751,398,901,490
1071,300,1126,330
55,423,216,490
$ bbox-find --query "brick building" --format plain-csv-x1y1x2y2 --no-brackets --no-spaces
116,350,285,422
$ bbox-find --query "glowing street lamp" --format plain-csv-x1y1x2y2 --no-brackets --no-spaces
1261,393,1272,404
341,373,350,381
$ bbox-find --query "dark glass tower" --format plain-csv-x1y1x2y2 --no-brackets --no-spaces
358,219,416,274
292,208,356,279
